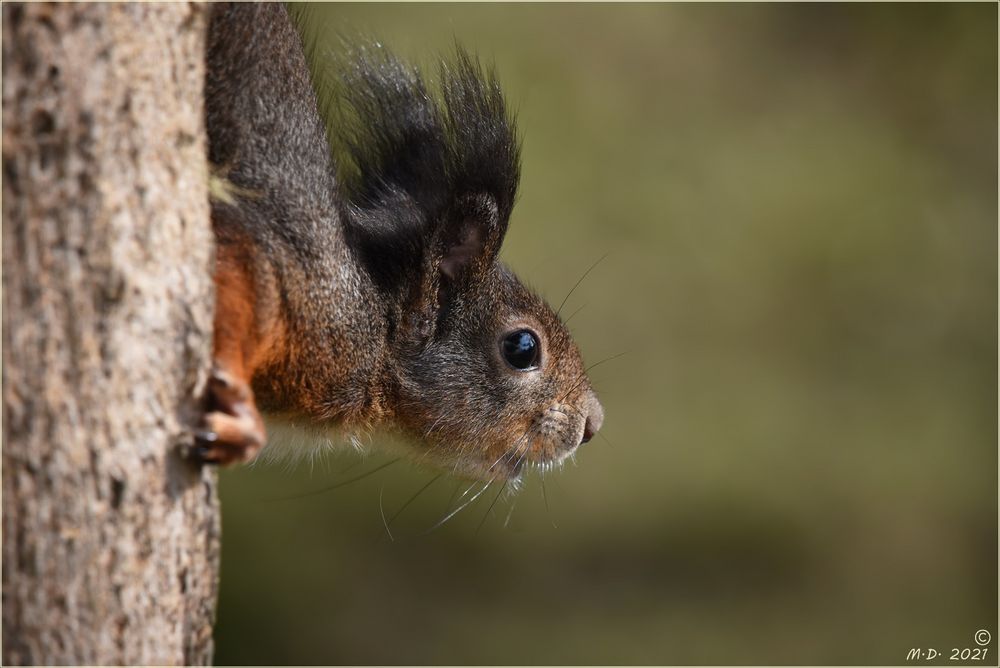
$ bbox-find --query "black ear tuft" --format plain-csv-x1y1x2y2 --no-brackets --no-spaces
439,49,521,226
308,37,521,294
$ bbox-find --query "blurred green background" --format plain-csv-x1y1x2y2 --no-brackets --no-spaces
214,3,997,665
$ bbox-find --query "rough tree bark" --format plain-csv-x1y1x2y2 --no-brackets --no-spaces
2,4,219,665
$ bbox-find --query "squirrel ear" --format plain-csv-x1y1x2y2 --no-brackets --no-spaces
437,194,504,283
440,223,485,280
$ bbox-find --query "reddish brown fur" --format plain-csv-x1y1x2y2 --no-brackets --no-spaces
199,223,289,464
212,239,287,383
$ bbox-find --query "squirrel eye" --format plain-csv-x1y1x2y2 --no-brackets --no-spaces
501,330,540,371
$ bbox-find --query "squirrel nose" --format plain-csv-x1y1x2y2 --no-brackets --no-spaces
579,392,604,445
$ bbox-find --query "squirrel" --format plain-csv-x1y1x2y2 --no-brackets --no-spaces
198,3,603,481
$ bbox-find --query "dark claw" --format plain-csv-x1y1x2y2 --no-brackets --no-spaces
191,444,214,461
194,430,219,443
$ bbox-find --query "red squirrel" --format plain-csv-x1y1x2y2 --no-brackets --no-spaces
199,3,603,481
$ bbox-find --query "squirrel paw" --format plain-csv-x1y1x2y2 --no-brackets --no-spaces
192,367,265,465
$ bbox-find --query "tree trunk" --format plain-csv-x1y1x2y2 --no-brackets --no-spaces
2,3,219,665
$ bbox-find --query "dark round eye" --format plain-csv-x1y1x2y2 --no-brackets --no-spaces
501,329,541,371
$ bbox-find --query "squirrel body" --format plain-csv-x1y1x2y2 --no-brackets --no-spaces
200,3,603,480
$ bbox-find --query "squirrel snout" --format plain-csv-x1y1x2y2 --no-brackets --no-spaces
579,393,604,445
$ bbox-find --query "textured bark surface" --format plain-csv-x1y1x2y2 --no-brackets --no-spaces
2,3,219,665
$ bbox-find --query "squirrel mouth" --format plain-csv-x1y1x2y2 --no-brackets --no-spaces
488,437,578,482
437,420,583,482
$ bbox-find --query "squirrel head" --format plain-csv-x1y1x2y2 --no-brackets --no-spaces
392,197,604,481
326,45,603,480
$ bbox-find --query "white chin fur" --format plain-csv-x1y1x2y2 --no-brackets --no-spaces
255,413,367,469
255,414,575,484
